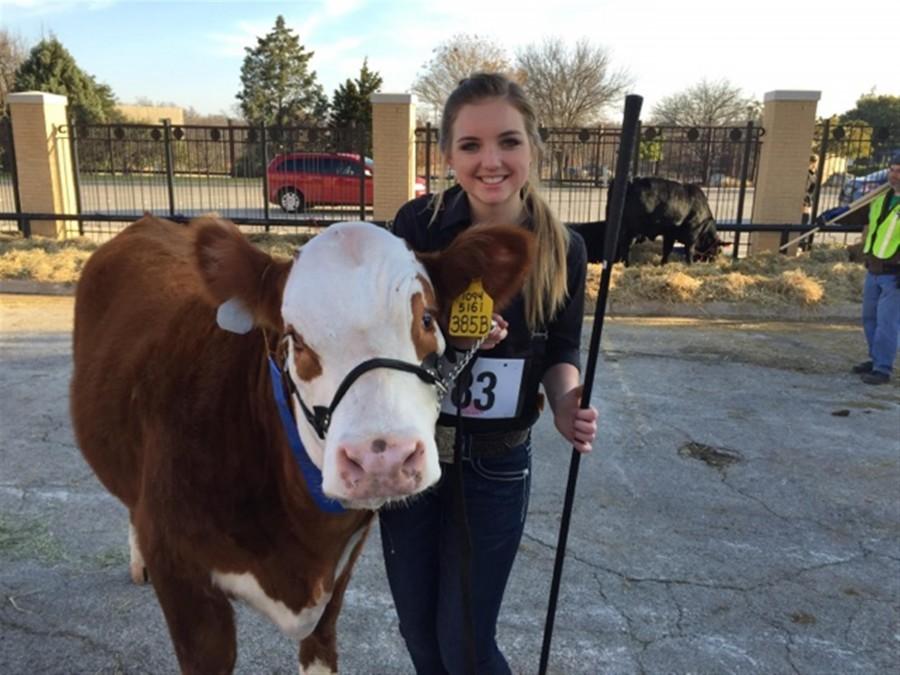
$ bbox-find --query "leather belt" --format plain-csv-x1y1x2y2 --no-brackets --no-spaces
436,427,530,462
467,428,530,457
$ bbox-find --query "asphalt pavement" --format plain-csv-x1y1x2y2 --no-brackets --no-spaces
1,295,898,674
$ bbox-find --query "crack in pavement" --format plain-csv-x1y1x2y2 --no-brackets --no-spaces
591,570,650,675
522,530,872,600
0,615,126,666
604,346,825,375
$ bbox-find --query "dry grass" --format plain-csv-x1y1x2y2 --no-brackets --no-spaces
0,233,98,284
591,242,864,307
246,232,314,260
0,229,865,308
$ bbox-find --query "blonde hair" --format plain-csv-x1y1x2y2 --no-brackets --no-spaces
431,72,569,331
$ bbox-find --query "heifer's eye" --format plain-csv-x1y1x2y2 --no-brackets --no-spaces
422,312,435,331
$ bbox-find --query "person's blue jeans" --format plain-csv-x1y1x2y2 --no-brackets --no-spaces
379,438,531,675
862,272,900,375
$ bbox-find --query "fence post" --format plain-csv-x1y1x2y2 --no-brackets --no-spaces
424,121,432,195
228,119,236,178
371,93,416,224
631,121,641,177
749,90,820,254
810,119,830,225
357,123,367,222
261,123,270,230
7,92,78,238
733,120,755,258
68,118,84,236
1,116,22,219
162,119,176,217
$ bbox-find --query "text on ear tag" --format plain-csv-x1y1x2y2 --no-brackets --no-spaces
216,297,254,334
448,279,493,338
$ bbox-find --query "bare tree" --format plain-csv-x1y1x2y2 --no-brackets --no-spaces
651,79,760,126
411,34,513,118
0,29,29,112
515,37,631,128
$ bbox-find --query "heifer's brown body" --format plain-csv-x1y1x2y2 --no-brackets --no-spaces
71,217,370,673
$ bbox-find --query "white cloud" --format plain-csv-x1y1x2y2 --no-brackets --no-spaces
203,1,368,61
322,0,366,19
11,0,875,119
205,19,270,58
308,36,363,64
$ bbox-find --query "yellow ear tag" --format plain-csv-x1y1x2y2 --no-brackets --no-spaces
448,279,494,338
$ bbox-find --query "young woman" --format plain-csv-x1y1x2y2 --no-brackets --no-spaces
379,72,598,674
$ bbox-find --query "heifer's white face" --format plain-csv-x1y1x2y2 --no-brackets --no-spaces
281,222,445,509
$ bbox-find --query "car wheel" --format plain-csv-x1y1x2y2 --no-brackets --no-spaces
278,188,305,213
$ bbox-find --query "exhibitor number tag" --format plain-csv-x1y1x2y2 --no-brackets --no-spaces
448,279,493,338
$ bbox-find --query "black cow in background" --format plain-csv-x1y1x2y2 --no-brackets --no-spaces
570,177,729,265
568,220,622,265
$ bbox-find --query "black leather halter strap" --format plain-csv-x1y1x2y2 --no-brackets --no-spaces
282,354,446,440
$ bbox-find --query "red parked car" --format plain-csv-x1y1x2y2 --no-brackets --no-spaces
267,152,426,212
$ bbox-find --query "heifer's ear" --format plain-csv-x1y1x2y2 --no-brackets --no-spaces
418,224,535,313
191,216,291,331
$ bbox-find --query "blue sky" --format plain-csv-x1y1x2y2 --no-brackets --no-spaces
1,0,894,121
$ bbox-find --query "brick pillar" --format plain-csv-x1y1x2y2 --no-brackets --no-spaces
750,90,820,254
7,91,78,238
371,93,416,223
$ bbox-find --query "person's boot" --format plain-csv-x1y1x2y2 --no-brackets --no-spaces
861,371,890,385
852,360,873,374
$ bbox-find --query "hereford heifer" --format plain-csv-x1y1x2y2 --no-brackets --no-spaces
70,215,533,674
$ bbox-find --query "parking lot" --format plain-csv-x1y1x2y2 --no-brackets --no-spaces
1,294,898,674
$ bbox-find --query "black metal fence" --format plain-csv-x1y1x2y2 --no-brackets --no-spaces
415,122,763,223
0,116,19,231
809,122,899,223
61,121,370,238
415,122,767,256
1,113,869,258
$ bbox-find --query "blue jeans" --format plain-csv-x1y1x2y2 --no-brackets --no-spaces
862,272,900,375
379,438,532,675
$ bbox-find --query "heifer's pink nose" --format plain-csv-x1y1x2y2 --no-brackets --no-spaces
336,436,426,493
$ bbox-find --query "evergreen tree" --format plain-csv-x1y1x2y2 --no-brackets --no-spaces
236,15,328,128
330,58,383,131
14,36,119,124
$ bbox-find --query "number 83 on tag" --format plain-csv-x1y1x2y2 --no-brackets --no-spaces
448,279,493,338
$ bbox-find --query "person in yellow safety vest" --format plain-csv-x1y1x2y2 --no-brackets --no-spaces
852,154,900,385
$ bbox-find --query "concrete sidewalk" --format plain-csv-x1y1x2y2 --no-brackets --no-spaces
1,295,898,674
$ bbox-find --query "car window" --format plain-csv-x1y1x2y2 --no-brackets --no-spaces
335,159,361,177
310,157,336,175
275,156,365,175
280,158,308,172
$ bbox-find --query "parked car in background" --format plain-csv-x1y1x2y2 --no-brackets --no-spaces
839,168,889,206
267,152,426,212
